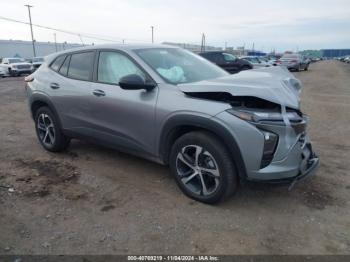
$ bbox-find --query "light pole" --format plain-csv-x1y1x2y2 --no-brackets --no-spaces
25,4,36,57
151,26,154,43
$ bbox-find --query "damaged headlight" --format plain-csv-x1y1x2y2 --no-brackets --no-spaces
226,109,302,123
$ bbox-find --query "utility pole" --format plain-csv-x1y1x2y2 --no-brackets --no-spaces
225,42,227,51
25,4,36,57
78,34,85,46
54,33,58,52
151,26,154,43
201,33,206,52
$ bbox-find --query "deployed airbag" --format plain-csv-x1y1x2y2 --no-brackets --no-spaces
157,66,186,83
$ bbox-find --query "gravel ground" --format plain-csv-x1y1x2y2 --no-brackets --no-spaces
0,60,349,255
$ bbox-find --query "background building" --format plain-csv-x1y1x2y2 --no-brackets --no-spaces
321,49,350,58
0,39,82,58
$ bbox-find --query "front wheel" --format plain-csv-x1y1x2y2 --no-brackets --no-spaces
34,106,70,152
169,131,238,204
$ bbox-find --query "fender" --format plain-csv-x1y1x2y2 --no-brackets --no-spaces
158,114,247,180
29,92,63,129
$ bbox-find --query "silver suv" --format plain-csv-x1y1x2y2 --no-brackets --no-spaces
25,44,319,203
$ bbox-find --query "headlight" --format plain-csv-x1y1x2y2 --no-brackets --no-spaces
226,108,302,123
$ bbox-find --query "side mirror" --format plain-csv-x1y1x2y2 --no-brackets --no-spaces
119,74,155,91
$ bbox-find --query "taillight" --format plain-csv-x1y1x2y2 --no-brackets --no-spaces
24,75,34,82
291,60,298,63
276,60,281,64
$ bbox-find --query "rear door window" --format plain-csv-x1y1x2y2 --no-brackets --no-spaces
67,52,94,81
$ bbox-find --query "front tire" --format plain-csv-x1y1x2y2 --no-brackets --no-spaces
169,131,238,204
34,106,70,152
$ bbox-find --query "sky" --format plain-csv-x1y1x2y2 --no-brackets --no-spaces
0,0,350,52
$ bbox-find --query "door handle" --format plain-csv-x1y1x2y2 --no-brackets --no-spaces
92,89,105,97
50,82,60,89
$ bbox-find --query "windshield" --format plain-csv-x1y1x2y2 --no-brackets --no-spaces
33,57,44,62
9,58,22,64
223,53,237,61
244,57,259,63
135,48,228,84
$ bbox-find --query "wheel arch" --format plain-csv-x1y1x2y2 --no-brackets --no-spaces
158,114,247,180
29,93,63,129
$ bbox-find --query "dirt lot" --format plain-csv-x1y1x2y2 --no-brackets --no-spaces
0,61,349,255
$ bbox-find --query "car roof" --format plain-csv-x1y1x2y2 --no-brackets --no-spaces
62,43,178,53
45,43,179,62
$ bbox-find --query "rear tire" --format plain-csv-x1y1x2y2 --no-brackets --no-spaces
169,131,238,204
34,106,70,152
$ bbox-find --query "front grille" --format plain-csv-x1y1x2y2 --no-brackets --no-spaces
17,65,30,69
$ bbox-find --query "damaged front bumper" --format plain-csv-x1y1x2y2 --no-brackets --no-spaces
215,110,320,187
247,118,320,185
249,141,319,189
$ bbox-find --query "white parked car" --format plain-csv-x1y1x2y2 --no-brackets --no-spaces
259,56,278,66
0,57,33,76
0,66,7,77
240,56,271,68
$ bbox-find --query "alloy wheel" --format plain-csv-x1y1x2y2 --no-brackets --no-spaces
176,145,220,196
37,113,55,146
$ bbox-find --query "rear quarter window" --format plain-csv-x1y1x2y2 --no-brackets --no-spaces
59,56,70,76
50,55,66,72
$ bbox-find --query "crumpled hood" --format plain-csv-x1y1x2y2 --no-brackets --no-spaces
179,66,302,109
